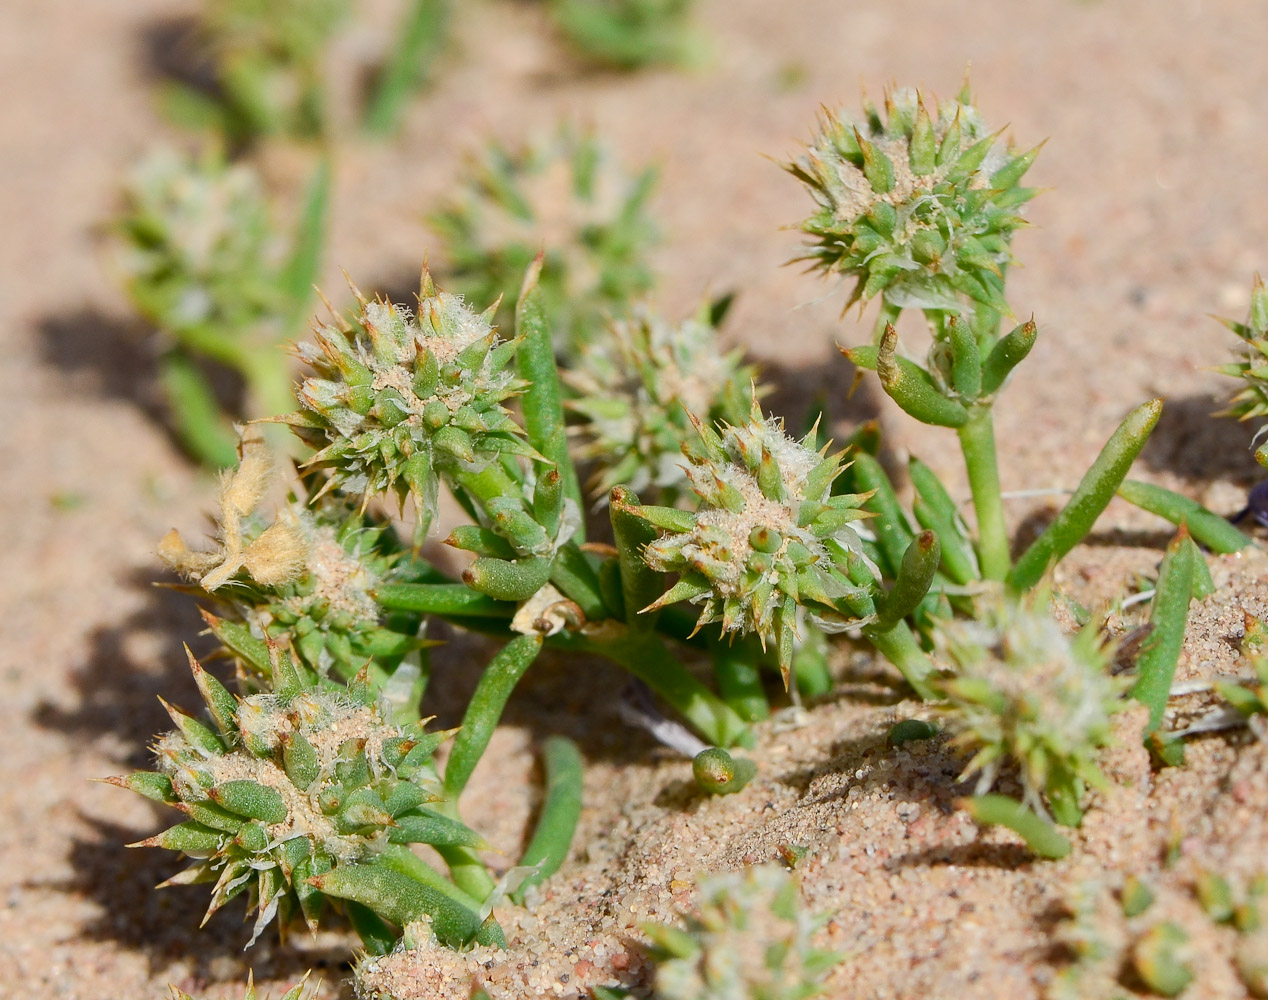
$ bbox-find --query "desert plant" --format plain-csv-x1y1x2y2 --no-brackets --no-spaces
112,77,1253,998
110,645,497,951
785,83,1158,591
430,127,658,358
934,586,1127,830
566,301,756,505
637,865,842,1000
113,146,329,466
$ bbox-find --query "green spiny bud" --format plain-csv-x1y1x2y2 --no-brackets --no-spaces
113,652,464,945
115,147,279,341
567,304,758,503
934,586,1128,826
281,272,530,532
786,86,1037,313
635,401,873,680
159,428,416,688
643,865,842,1000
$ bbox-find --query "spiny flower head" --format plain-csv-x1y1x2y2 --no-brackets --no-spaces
430,126,658,356
281,272,532,532
1216,274,1268,433
643,865,841,1000
158,428,419,686
786,84,1040,314
117,147,280,338
110,647,476,946
635,401,872,676
934,587,1128,824
566,304,757,503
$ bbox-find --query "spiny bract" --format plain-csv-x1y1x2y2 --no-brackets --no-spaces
169,971,313,1000
934,587,1127,825
642,865,841,1000
281,273,532,532
1216,274,1268,464
786,84,1039,313
566,304,756,503
634,401,873,674
111,647,477,946
430,126,658,357
158,428,421,688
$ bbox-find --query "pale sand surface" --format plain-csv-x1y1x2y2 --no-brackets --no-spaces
2,1,1267,997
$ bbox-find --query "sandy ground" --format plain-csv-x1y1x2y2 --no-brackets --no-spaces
2,1,1268,997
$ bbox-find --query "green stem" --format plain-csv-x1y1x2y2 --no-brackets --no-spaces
363,0,450,136
158,351,238,467
957,405,1010,581
862,620,938,701
558,631,750,747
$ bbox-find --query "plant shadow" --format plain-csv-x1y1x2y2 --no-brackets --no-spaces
47,812,352,987
138,15,218,98
36,307,246,467
30,565,217,766
1139,392,1262,485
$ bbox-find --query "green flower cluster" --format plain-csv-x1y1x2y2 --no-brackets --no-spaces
117,148,281,343
567,304,756,503
282,274,532,529
430,127,658,356
112,648,491,948
786,85,1039,313
935,588,1127,825
633,402,873,676
158,428,423,691
643,865,841,1000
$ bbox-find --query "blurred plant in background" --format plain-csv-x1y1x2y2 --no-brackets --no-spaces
113,147,329,466
430,127,659,360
